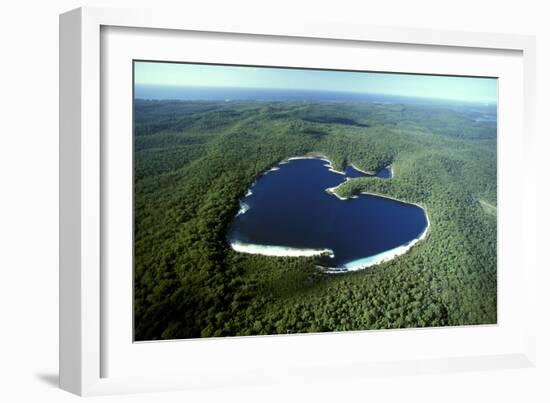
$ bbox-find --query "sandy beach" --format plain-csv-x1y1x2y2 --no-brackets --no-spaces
340,211,430,271
262,166,280,175
286,154,346,175
325,185,358,200
230,240,335,258
349,163,376,176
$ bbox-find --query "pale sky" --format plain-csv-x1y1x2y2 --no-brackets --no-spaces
134,61,497,103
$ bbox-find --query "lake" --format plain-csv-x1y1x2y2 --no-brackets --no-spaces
227,157,428,271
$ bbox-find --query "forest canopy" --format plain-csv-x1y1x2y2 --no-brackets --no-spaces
133,98,497,340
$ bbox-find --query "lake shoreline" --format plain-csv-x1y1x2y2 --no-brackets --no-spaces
322,206,431,273
230,240,335,258
349,163,376,176
320,187,430,273
286,154,346,175
230,154,429,272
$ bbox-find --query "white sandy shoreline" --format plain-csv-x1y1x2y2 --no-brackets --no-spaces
262,166,280,175
230,240,335,258
325,185,357,200
349,163,376,176
286,154,346,175
348,162,393,178
326,210,431,273
235,201,250,216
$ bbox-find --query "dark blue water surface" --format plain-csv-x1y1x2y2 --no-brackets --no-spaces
227,158,427,270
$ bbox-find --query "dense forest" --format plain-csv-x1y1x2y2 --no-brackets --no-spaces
133,98,497,340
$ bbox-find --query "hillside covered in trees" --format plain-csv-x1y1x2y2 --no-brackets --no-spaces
133,98,497,340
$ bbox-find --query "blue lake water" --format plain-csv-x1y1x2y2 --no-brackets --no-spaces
227,158,428,270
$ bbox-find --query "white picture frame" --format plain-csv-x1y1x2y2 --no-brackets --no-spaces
59,6,537,396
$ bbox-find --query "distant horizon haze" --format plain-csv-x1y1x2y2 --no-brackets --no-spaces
134,84,497,106
134,61,498,104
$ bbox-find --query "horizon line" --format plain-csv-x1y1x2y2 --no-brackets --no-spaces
134,84,497,105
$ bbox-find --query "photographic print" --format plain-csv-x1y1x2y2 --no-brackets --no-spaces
133,61,497,341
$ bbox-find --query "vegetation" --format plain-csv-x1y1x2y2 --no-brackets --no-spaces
133,98,497,340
